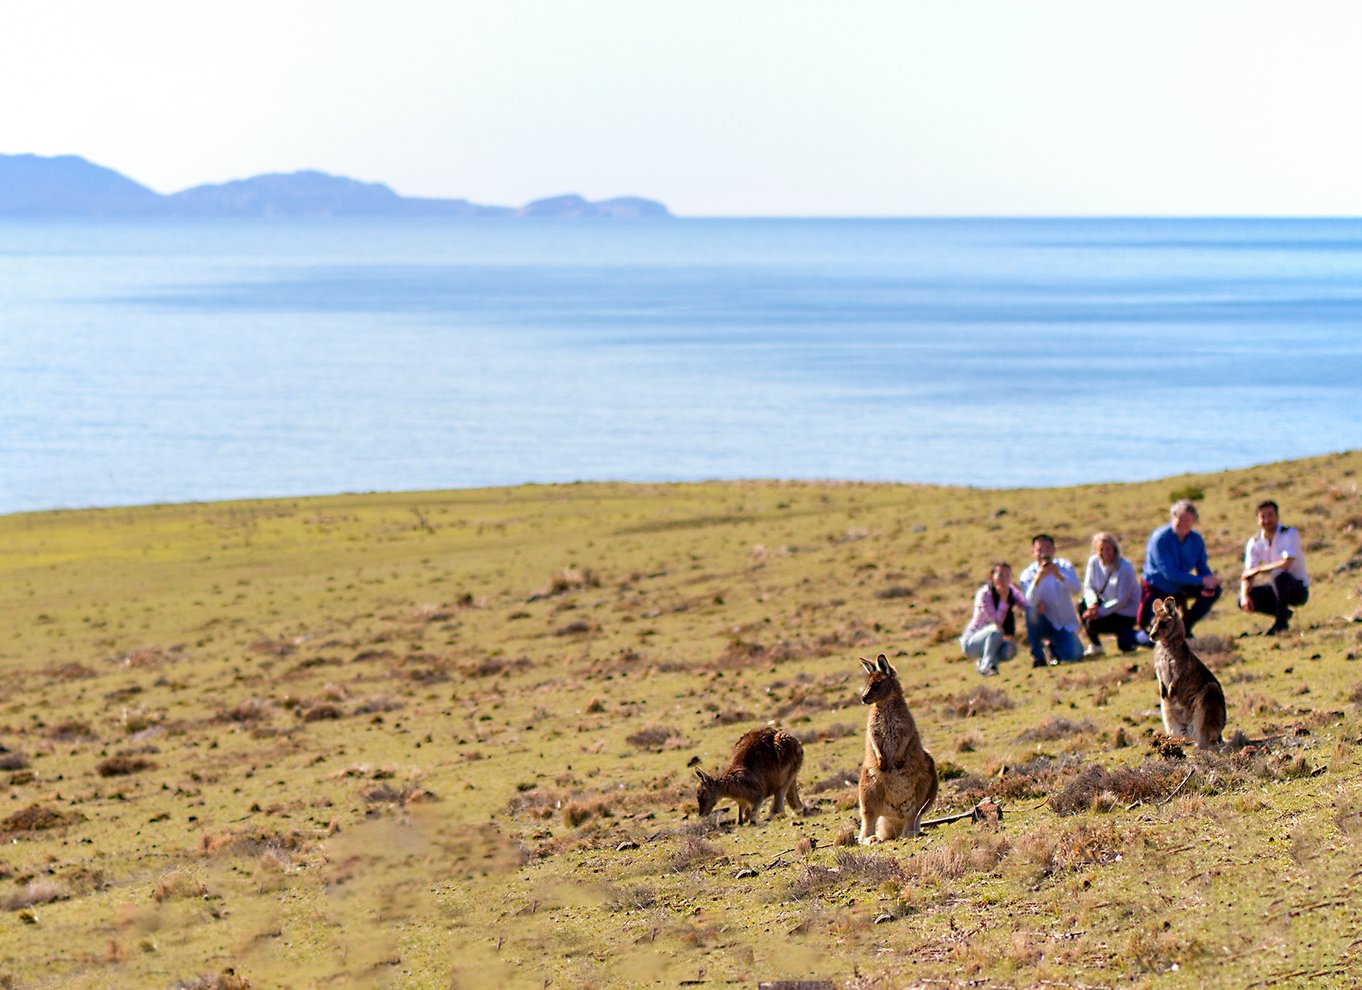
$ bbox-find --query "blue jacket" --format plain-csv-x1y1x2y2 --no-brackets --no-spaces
1142,523,1214,594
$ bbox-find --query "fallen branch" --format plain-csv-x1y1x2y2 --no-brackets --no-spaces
921,800,1003,829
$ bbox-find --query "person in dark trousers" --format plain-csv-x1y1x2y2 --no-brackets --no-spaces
1137,499,1222,641
1239,500,1310,635
1081,531,1141,654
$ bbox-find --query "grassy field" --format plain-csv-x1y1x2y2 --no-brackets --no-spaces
2,452,1362,989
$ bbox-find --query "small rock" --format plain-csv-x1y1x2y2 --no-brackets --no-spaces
734,867,758,879
615,840,638,852
873,913,895,924
18,909,37,925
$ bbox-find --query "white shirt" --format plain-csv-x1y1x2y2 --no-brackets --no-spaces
1018,557,1082,631
1082,554,1141,618
1245,525,1309,586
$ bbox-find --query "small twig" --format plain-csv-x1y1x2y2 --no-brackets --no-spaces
1288,898,1347,916
763,846,797,870
1159,767,1196,805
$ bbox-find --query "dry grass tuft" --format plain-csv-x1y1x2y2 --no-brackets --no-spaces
788,864,843,899
171,968,251,990
1049,760,1188,815
0,751,29,771
956,729,985,753
667,836,721,874
154,871,209,903
1016,716,1097,743
562,795,616,827
833,848,903,882
1010,819,1126,877
605,883,657,912
1,880,69,910
625,724,690,750
941,686,1014,718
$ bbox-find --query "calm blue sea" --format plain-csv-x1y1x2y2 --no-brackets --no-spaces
3,218,1362,515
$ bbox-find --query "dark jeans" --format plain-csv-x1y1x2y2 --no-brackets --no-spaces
1247,572,1309,627
1083,612,1138,651
1139,580,1222,635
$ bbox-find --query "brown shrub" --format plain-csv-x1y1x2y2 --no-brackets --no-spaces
97,755,156,777
1,804,82,835
0,752,29,771
45,720,96,742
214,699,270,724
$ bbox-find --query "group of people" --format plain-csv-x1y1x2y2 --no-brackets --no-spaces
960,499,1311,677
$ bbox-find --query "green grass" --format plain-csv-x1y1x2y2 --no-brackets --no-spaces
1,456,1361,988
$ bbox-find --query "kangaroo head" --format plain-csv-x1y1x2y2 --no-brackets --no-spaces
694,768,719,815
859,654,899,705
1148,597,1185,644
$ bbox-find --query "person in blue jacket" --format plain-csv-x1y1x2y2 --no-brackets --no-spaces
1137,499,1222,639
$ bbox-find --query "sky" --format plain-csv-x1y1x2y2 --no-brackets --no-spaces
3,1,1361,216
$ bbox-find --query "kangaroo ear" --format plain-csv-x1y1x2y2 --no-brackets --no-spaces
694,768,710,783
1163,597,1177,611
1151,598,1166,614
876,653,893,674
859,657,876,675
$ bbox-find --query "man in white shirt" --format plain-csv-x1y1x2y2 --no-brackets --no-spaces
1239,500,1310,636
1017,533,1084,666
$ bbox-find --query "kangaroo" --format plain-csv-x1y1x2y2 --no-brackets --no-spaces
694,726,804,825
1149,597,1226,749
858,654,937,844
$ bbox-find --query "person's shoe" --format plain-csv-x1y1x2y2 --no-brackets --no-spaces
1132,630,1153,648
1083,643,1104,657
1263,621,1289,636
979,664,998,677
1032,658,1047,668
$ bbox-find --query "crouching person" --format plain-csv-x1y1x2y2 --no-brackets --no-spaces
960,562,1024,677
1239,500,1310,635
1081,531,1141,654
1019,534,1085,666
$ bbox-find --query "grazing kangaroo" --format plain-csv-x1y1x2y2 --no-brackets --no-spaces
695,726,804,825
858,654,937,844
1149,597,1226,749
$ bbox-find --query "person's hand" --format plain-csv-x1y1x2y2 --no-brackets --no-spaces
1082,606,1098,621
1036,602,1046,616
1202,575,1220,591
1242,565,1260,580
1238,592,1253,612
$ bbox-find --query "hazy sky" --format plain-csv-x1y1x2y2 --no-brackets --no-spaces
4,1,1360,216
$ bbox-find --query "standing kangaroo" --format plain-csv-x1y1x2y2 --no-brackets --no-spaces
695,726,804,825
858,654,937,844
1149,597,1226,749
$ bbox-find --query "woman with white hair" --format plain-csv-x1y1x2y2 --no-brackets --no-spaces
1081,532,1141,655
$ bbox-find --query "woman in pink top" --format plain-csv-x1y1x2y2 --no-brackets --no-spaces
960,562,1025,677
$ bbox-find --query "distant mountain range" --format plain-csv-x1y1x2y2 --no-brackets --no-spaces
0,153,671,219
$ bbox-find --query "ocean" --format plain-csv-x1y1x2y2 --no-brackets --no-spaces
3,217,1361,515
